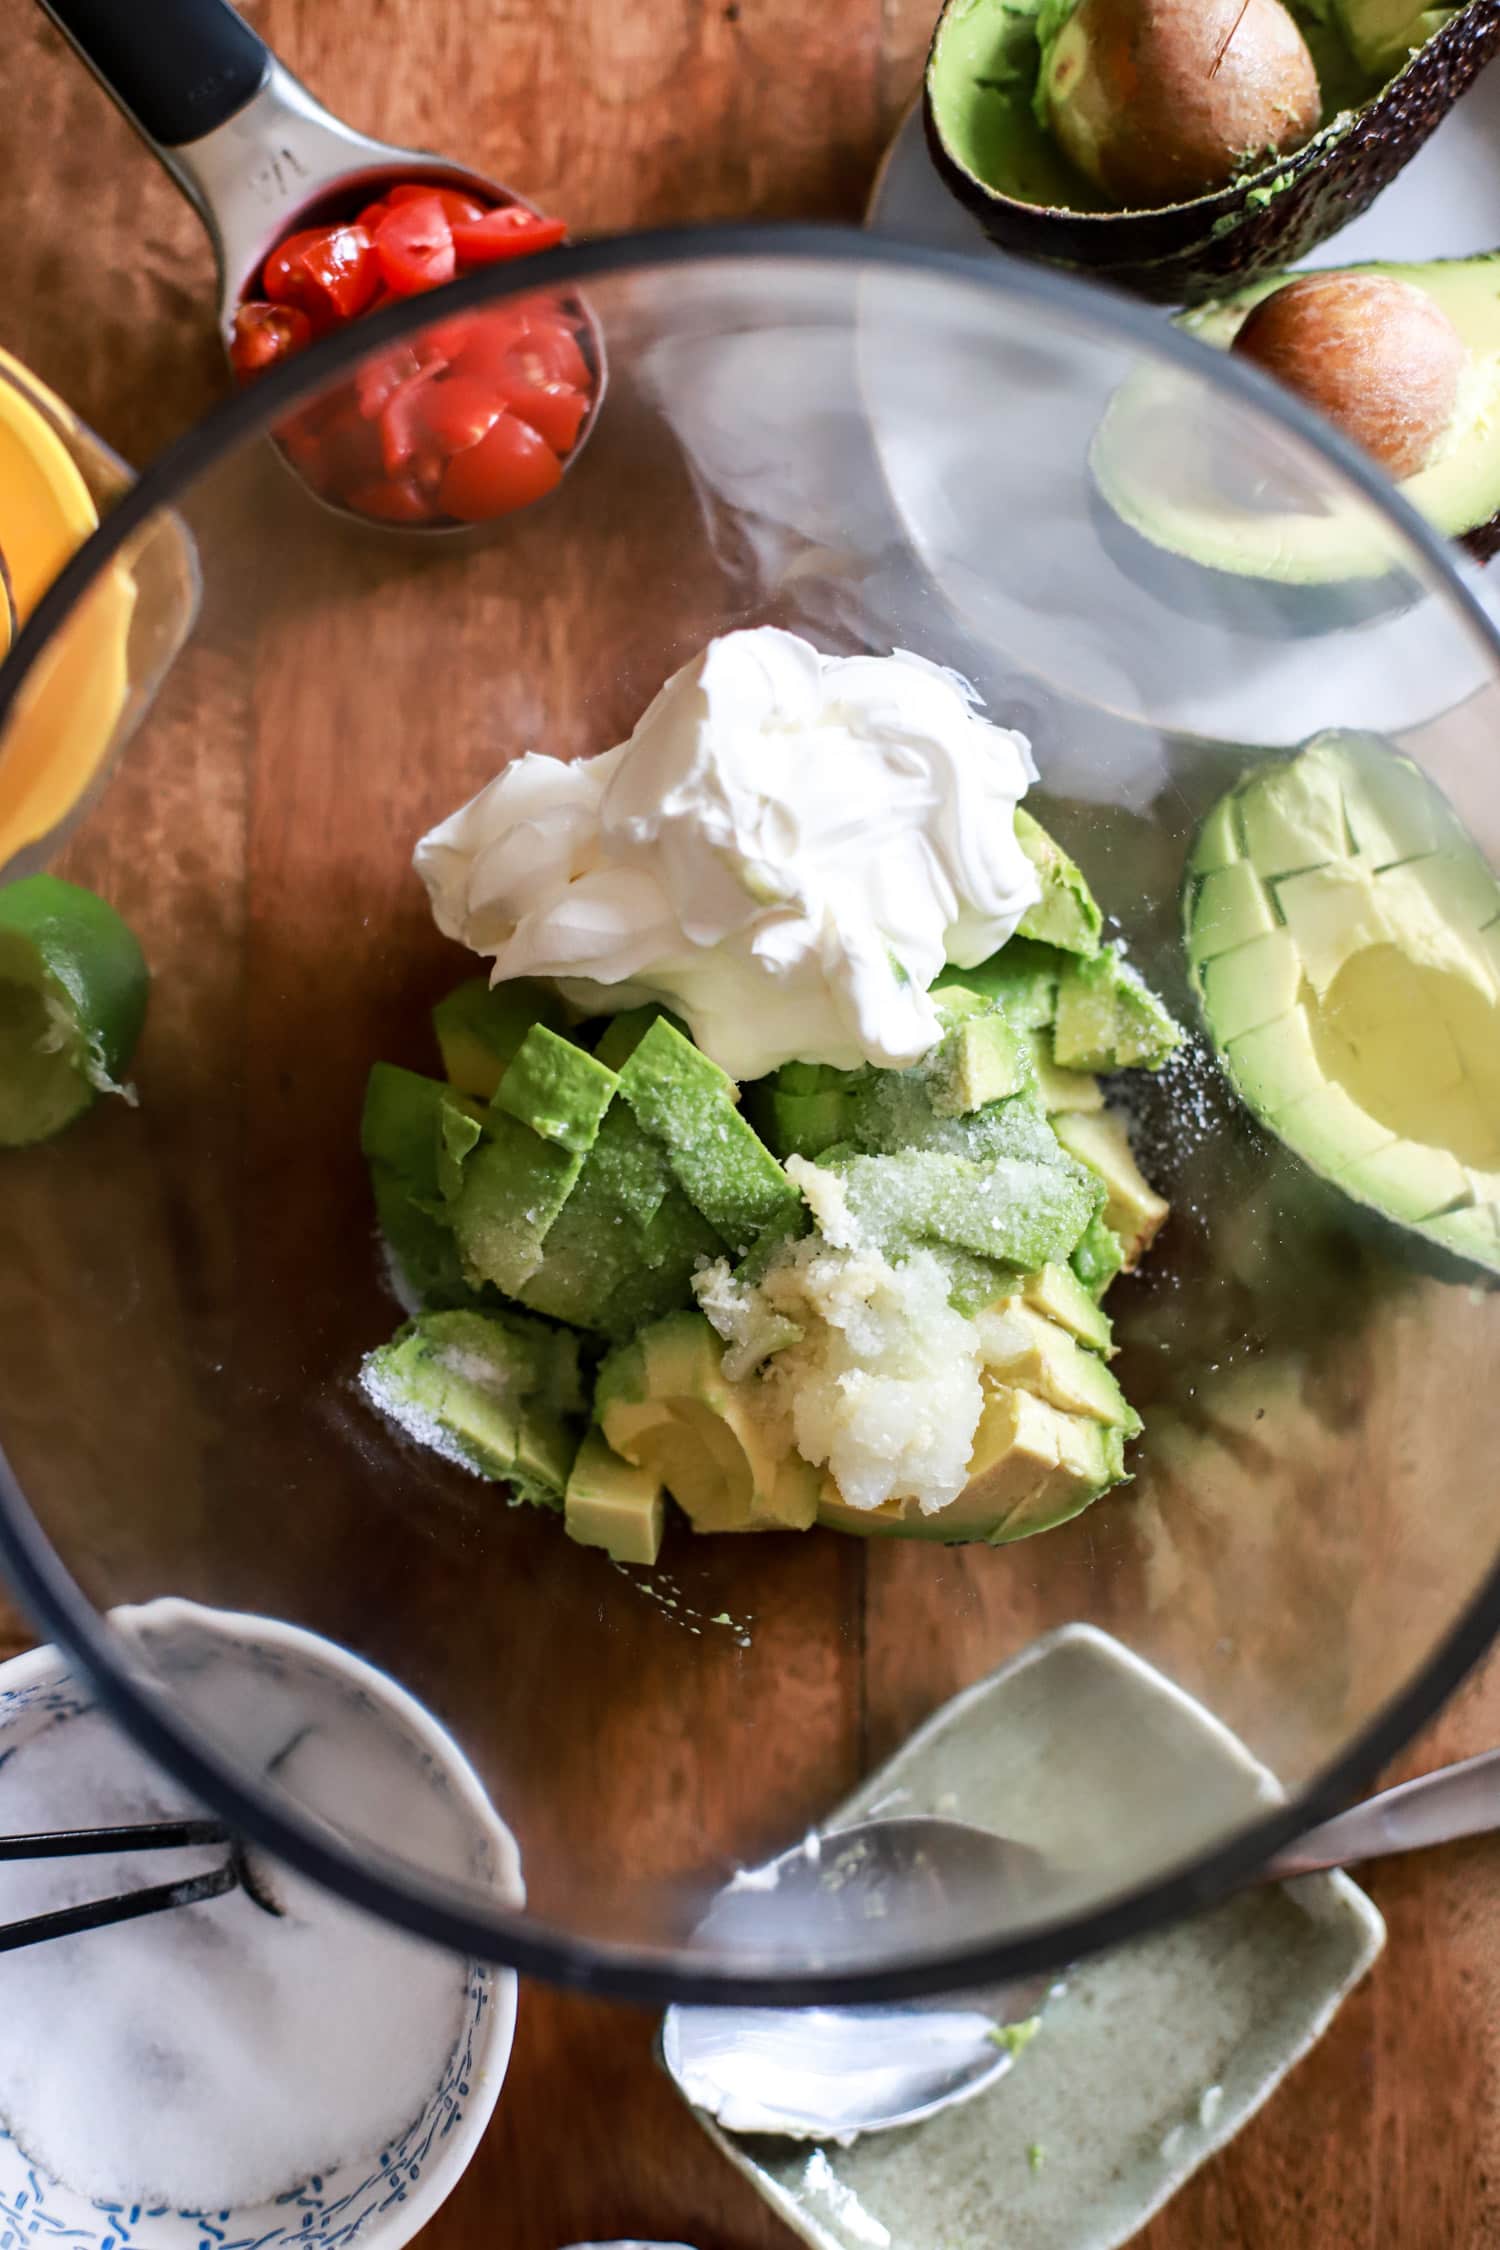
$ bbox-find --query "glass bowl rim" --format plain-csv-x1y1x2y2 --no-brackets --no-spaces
2,218,1499,2006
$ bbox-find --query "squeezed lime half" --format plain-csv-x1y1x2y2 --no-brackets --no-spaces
0,874,148,1146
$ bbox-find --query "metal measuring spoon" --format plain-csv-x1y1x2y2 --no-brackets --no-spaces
37,0,603,529
665,1751,1500,2141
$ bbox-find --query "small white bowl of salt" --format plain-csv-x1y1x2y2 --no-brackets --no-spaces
0,1597,522,2249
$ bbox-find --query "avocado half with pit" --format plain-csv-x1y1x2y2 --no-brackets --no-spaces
923,0,1500,305
1086,252,1500,633
1175,254,1500,564
1184,731,1500,1277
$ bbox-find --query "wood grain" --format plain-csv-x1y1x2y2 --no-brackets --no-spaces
4,3,1500,2247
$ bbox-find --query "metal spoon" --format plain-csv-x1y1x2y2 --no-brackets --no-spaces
36,0,603,525
665,1749,1500,2142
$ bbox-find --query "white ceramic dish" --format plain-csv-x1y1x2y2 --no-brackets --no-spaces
0,1598,520,2250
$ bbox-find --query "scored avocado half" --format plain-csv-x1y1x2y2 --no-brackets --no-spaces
923,0,1500,305
1184,731,1500,1277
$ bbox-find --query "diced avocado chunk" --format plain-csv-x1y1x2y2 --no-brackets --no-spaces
585,1186,728,1342
1019,1262,1113,1353
1070,1209,1125,1298
991,1411,1122,1545
814,1378,1127,1547
935,936,1061,1031
361,1062,452,1189
565,1429,665,1565
1185,732,1500,1276
1052,948,1183,1073
981,1302,1139,1430
590,1003,687,1072
928,1012,1029,1116
362,1064,477,1308
448,1112,585,1298
1014,809,1104,957
825,1142,1099,1274
597,1310,806,1531
436,1091,483,1201
616,1014,801,1251
758,1086,856,1160
360,1306,583,1504
433,978,566,1101
510,1104,719,1334
1026,1032,1105,1115
1053,1110,1169,1270
493,1023,617,1154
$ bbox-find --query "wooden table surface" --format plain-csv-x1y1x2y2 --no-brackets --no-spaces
5,3,1500,2245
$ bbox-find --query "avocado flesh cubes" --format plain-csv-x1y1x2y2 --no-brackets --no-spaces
433,977,567,1101
362,1063,484,1308
447,1023,619,1300
825,1143,1099,1275
565,1429,665,1565
596,1312,816,1532
927,1012,1029,1116
934,938,1062,1030
360,1307,583,1503
1052,949,1183,1073
1053,1110,1169,1270
510,1104,724,1336
447,1023,729,1329
1013,809,1103,956
1146,254,1500,573
1185,732,1500,1274
615,1014,802,1252
815,1366,1127,1546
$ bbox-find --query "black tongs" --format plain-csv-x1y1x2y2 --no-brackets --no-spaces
0,1819,279,1951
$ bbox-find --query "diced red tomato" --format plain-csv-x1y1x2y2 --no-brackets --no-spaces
355,344,424,419
417,373,507,455
388,182,489,226
240,178,591,525
503,379,589,454
450,207,567,263
273,405,333,488
378,364,443,474
314,403,386,489
438,411,563,518
415,309,480,365
230,300,312,377
263,224,377,322
373,196,455,295
343,476,437,523
455,309,590,392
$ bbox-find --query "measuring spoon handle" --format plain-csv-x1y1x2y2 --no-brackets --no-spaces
35,0,269,154
1267,1748,1500,1879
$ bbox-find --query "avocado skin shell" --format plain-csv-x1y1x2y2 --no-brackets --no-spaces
923,0,1500,306
1463,511,1500,563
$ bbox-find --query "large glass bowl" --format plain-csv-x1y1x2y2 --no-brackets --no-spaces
1,225,1498,2004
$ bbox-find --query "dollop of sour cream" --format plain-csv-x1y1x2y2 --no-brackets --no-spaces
414,628,1040,1080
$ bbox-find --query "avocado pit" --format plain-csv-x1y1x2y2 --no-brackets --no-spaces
1232,271,1467,479
1043,0,1322,208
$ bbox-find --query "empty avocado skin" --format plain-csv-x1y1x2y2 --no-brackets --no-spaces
923,0,1500,305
